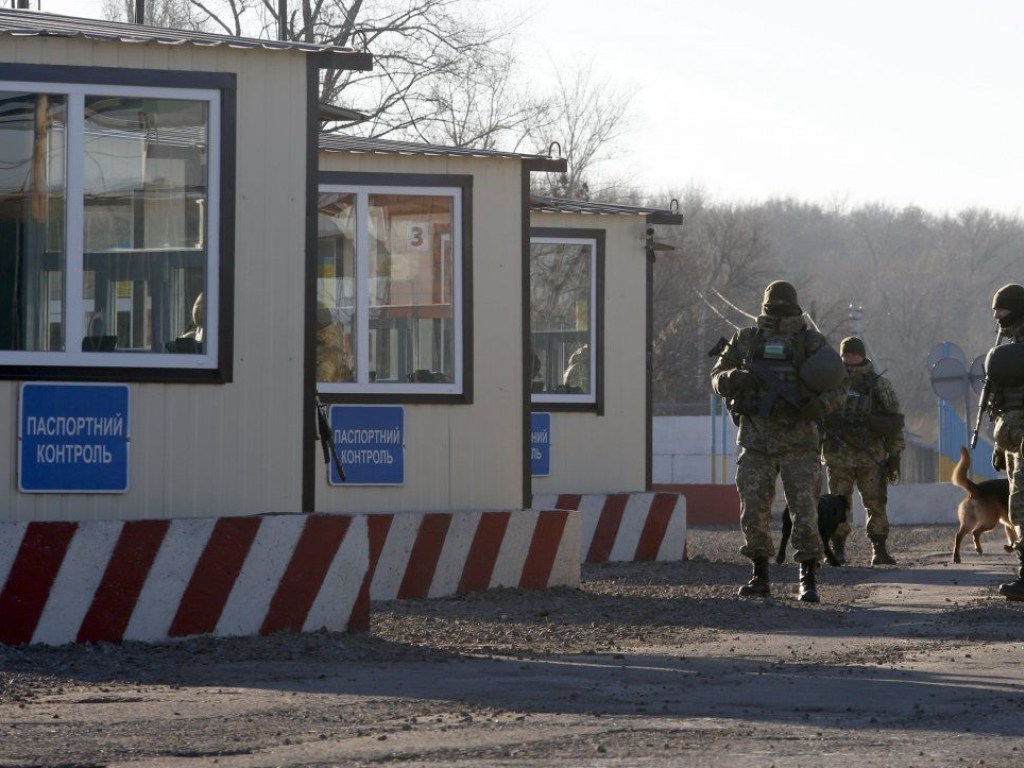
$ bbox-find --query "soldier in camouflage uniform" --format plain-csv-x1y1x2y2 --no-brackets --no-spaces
711,281,846,602
985,284,1024,600
822,337,904,566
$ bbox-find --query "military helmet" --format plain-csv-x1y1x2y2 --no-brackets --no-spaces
839,336,866,358
762,280,801,317
993,283,1024,332
985,342,1024,388
800,345,847,393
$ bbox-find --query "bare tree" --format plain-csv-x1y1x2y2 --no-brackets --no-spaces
529,64,635,200
102,0,204,29
411,42,548,150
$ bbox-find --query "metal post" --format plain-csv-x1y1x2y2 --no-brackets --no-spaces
134,0,145,24
710,394,716,483
278,0,288,40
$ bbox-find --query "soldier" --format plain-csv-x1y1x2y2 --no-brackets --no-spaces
984,284,1024,600
822,337,904,566
711,280,846,602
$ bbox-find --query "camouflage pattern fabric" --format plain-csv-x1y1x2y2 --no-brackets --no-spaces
993,410,1024,534
828,464,889,538
737,447,824,563
823,362,904,468
711,315,845,454
990,321,1024,536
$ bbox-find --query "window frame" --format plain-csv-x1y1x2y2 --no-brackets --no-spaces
529,227,604,413
316,172,473,403
0,63,236,383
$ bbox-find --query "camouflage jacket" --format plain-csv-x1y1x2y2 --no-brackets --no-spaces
822,361,904,466
992,320,1024,454
710,314,845,453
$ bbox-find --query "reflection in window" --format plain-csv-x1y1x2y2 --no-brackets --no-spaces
317,186,461,393
530,239,595,399
0,92,66,351
83,96,207,353
0,80,218,368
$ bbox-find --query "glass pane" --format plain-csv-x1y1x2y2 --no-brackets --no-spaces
530,241,593,395
0,92,66,351
316,192,357,382
82,96,208,353
368,194,454,384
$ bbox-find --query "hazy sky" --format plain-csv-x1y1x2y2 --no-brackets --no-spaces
29,0,1024,215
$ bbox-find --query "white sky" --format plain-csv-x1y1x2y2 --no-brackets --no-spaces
30,0,1024,215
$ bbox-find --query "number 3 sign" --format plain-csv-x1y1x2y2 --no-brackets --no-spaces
407,222,430,251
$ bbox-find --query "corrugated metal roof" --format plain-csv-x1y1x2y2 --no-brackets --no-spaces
319,133,562,163
0,8,360,55
531,195,682,223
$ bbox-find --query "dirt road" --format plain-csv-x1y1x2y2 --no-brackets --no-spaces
3,524,1024,767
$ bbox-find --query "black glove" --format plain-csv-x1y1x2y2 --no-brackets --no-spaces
798,397,825,422
886,453,901,484
993,449,1007,473
725,369,759,394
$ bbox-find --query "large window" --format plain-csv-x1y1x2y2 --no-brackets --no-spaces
316,179,467,396
530,231,602,407
0,72,226,376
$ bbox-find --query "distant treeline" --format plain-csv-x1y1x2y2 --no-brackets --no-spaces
649,191,1023,436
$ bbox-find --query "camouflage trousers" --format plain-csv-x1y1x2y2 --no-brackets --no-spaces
827,464,888,539
736,446,823,563
1004,449,1024,537
993,417,1024,536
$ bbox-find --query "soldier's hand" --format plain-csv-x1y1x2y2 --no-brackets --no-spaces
725,369,759,394
993,449,1007,473
886,453,901,484
798,397,825,422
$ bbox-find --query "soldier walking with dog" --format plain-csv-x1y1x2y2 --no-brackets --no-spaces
982,284,1024,600
821,337,904,566
711,280,846,602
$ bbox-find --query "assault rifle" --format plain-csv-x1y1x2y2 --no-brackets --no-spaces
971,324,1003,449
315,394,346,482
708,336,890,473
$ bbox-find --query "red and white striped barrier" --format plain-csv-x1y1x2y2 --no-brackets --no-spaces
532,492,686,563
0,514,369,646
365,509,580,602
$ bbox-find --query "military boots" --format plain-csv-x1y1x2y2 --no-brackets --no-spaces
869,535,897,566
998,545,1024,601
798,560,819,603
738,557,771,598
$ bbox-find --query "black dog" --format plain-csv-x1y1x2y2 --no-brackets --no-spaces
776,493,849,567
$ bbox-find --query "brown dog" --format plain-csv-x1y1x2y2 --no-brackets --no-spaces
951,446,1013,563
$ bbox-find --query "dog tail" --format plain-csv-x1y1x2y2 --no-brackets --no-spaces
952,446,982,498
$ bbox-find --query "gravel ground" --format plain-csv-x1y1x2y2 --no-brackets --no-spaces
3,523,1024,767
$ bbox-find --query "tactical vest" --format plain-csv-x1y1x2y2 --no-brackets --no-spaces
746,328,806,416
987,339,1024,413
991,383,1024,413
824,376,873,450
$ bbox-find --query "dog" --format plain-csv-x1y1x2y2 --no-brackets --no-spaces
951,446,1013,564
776,494,849,567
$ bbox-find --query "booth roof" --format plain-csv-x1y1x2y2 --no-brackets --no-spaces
320,133,566,166
531,196,683,224
0,8,363,55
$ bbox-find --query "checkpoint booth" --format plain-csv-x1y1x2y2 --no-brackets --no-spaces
526,197,689,563
0,10,578,646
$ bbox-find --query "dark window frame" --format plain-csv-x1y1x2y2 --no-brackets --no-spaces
529,227,605,415
315,171,474,405
0,63,236,384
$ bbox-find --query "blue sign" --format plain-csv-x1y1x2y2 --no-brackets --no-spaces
328,405,404,485
531,412,551,477
19,383,131,493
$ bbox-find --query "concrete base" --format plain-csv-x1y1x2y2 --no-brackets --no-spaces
532,493,686,563
365,509,581,602
0,513,370,646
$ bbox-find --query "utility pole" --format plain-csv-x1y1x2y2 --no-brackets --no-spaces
278,0,288,40
135,0,145,25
